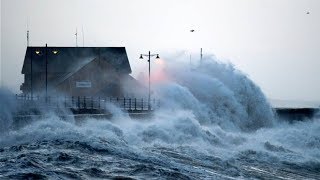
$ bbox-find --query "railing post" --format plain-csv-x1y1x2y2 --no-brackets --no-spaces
129,98,131,110
72,96,74,107
91,97,93,109
141,98,144,110
123,97,126,110
98,97,100,110
134,98,137,110
77,96,80,109
83,96,86,109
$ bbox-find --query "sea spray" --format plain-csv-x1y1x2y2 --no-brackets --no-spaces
150,52,275,131
0,53,319,179
0,88,16,134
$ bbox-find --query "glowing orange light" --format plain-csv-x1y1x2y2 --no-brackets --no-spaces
151,58,170,83
155,58,165,66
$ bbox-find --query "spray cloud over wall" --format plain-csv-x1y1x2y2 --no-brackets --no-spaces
137,51,275,132
0,51,319,179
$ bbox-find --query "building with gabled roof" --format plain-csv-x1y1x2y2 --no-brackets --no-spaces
20,46,142,97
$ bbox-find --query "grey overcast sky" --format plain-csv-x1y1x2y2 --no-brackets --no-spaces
1,0,320,101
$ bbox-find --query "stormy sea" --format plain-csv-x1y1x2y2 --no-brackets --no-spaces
0,54,319,179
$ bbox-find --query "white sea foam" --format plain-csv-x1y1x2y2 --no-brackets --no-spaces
0,52,319,179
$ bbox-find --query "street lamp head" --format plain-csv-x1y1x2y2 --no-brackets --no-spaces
139,54,143,59
35,50,41,55
52,50,59,55
156,54,160,59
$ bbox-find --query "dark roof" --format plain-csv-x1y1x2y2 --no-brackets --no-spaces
22,47,132,74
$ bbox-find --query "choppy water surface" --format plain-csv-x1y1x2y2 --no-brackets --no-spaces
1,55,319,179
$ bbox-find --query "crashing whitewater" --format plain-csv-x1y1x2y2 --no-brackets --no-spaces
0,53,319,179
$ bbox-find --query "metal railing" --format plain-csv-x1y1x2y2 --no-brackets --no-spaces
15,94,160,111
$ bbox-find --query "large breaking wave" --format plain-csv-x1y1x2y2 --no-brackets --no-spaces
0,53,319,179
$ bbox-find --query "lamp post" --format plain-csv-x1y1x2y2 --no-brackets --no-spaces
30,47,33,100
139,51,160,110
35,44,59,102
45,44,48,101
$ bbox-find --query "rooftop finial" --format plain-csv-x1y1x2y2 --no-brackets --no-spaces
27,30,30,47
27,18,30,47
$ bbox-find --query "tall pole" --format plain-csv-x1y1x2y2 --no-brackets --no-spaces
200,48,203,65
82,26,85,47
30,48,33,100
75,28,78,47
45,43,48,102
140,51,159,111
27,30,30,47
148,51,151,110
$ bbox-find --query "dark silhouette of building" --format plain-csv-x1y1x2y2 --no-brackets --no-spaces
21,46,142,97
